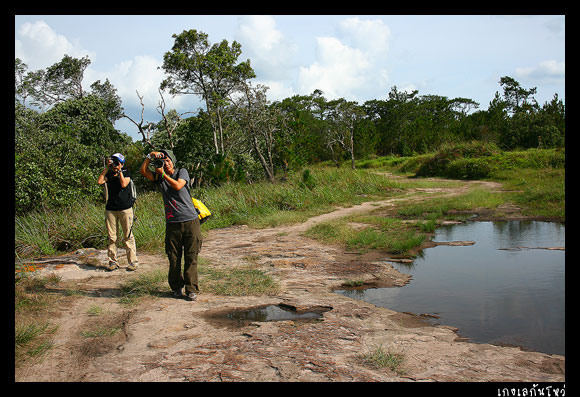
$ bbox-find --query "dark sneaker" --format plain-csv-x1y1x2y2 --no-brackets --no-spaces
105,262,119,271
127,263,139,271
172,288,183,298
185,292,197,301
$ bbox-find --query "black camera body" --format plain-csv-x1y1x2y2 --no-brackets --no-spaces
152,155,165,169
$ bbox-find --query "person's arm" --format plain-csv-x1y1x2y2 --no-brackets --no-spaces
159,169,187,191
97,159,112,185
118,169,131,188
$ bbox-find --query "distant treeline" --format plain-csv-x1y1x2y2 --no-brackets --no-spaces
15,35,564,215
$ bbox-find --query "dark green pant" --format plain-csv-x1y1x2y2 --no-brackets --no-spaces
165,219,202,294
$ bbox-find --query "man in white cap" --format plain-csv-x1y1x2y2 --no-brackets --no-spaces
97,153,139,271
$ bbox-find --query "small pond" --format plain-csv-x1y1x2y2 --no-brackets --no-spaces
204,304,332,329
336,220,565,355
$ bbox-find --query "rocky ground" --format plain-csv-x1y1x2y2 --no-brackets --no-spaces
15,175,565,383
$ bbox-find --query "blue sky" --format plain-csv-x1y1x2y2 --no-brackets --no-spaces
15,15,565,142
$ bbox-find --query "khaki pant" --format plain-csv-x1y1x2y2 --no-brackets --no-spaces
165,219,202,294
105,208,138,266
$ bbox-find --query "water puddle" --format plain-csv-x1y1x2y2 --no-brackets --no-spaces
336,220,565,355
204,304,332,328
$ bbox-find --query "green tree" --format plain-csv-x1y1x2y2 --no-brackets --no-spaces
499,76,538,115
325,98,364,169
15,95,132,214
233,83,288,181
28,55,91,108
277,93,326,168
160,29,256,155
90,79,124,122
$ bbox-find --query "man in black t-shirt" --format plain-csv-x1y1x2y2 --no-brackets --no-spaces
97,153,139,271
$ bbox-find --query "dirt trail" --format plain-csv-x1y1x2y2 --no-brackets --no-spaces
15,175,565,382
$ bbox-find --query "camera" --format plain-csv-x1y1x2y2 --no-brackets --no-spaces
152,155,165,169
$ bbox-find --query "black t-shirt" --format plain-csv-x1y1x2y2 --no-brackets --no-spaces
105,169,133,211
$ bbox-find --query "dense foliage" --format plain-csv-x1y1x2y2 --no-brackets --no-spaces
14,30,565,216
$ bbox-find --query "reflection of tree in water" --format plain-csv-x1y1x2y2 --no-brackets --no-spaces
492,220,565,248
226,305,327,324
433,220,564,249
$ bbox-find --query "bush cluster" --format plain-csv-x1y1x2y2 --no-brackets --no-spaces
413,142,563,180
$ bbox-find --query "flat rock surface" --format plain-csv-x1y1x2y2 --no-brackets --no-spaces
15,176,565,382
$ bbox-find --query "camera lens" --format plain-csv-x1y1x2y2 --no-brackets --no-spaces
153,158,164,168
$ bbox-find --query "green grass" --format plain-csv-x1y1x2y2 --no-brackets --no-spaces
117,262,280,305
199,266,280,296
357,345,406,374
15,321,56,361
81,326,121,338
15,167,406,259
15,274,61,365
494,167,565,219
118,268,168,304
304,215,427,256
14,147,564,261
396,187,507,220
357,145,564,221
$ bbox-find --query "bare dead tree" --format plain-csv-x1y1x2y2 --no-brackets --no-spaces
156,89,194,151
122,90,155,148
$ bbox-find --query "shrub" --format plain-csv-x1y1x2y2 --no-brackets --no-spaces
446,158,493,179
416,141,499,177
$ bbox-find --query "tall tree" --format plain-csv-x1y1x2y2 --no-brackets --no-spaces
499,76,538,114
90,79,124,123
325,98,364,169
233,83,286,181
32,55,91,108
160,29,255,155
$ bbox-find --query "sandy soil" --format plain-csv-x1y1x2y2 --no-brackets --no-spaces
15,175,565,382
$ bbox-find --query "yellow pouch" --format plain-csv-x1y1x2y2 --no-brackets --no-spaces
192,198,211,224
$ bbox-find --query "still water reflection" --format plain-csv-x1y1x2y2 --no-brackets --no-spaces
336,221,565,355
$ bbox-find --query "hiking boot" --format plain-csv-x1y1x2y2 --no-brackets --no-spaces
185,292,197,301
126,263,139,271
105,261,119,271
172,288,183,298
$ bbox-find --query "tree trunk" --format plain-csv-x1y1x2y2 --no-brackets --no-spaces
252,135,274,181
350,126,356,169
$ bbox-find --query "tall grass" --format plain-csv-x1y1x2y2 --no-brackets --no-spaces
14,146,565,260
494,167,565,219
15,167,405,259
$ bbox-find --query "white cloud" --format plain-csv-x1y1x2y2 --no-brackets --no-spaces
257,80,296,102
515,60,565,81
15,20,96,70
236,15,298,81
298,37,369,99
86,55,194,124
337,17,391,57
14,20,189,123
297,17,392,101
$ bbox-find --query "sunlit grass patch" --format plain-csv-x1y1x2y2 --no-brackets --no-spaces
199,265,281,296
357,345,406,374
304,214,426,256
